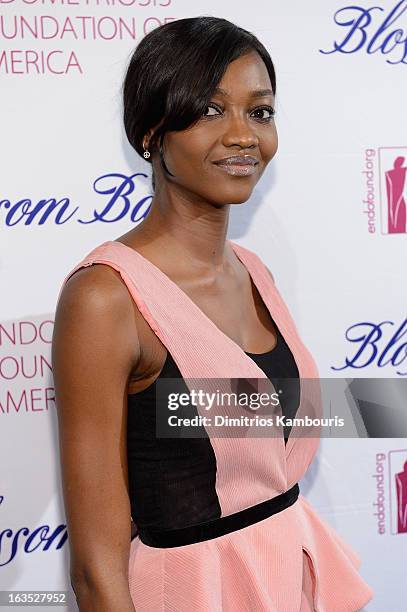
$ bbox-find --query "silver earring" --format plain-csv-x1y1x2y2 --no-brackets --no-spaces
143,145,151,159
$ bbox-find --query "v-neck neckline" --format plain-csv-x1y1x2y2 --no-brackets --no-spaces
102,238,301,459
105,239,281,358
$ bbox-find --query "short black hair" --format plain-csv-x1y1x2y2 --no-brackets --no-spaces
122,16,276,190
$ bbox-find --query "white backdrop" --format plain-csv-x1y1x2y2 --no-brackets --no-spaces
1,1,406,610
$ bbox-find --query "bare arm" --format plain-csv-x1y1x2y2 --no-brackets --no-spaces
52,264,141,611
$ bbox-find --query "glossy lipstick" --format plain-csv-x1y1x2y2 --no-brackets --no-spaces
212,155,259,177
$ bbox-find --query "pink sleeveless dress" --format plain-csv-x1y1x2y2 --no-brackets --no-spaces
59,239,374,612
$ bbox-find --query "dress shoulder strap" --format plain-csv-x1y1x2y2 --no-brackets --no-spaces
56,240,267,380
56,241,162,339
228,240,275,283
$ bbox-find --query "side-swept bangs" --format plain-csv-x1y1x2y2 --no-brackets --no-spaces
122,16,276,188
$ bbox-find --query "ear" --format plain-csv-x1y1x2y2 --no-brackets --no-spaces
143,129,155,150
145,117,167,150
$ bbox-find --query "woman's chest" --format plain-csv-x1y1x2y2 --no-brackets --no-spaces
128,275,278,393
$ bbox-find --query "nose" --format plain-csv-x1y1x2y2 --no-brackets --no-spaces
221,114,259,149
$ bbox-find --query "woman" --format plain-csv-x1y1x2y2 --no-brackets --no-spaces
52,16,374,612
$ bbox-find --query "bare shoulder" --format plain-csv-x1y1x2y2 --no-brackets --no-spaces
59,262,140,340
57,262,135,318
53,262,142,383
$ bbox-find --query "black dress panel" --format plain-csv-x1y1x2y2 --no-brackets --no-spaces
127,323,300,531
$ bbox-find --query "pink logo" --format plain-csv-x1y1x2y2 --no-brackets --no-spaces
379,147,407,234
388,449,407,534
396,461,407,532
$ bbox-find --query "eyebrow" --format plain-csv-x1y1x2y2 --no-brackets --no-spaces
213,87,274,98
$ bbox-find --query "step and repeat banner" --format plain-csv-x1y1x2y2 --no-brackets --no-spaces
1,1,406,610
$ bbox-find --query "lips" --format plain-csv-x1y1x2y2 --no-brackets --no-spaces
212,155,259,166
212,155,259,177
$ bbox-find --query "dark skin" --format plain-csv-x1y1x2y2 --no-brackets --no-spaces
52,50,278,611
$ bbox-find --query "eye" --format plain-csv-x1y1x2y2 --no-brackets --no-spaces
202,103,223,118
250,106,276,121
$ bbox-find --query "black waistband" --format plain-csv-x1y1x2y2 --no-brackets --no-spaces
136,483,300,548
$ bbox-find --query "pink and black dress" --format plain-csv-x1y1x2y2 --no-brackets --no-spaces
60,239,374,612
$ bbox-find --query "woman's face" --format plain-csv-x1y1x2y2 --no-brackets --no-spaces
154,50,278,205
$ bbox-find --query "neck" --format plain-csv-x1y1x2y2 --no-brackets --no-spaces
132,187,234,273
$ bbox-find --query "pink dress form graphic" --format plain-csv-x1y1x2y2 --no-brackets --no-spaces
385,156,407,234
396,461,407,533
59,239,374,612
